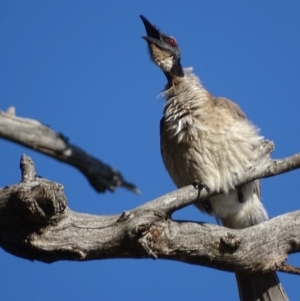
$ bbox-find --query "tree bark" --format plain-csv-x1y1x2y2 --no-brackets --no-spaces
0,108,139,194
1,149,300,276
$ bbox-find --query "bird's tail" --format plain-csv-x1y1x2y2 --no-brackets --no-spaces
236,272,289,301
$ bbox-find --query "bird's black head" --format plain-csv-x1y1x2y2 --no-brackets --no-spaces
140,15,184,78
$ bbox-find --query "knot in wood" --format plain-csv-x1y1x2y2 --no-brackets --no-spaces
219,232,241,253
137,225,163,259
16,182,67,224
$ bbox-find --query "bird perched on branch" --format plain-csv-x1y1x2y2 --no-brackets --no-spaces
140,15,289,301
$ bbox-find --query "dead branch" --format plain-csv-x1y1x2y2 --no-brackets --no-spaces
0,108,139,194
0,153,300,276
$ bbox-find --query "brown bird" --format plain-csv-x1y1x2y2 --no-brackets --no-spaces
140,15,289,301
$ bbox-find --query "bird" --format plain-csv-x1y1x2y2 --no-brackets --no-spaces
140,15,289,301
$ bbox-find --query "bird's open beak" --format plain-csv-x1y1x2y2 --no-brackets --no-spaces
140,15,163,48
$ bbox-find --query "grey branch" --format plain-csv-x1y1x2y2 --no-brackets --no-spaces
0,108,139,194
1,149,300,275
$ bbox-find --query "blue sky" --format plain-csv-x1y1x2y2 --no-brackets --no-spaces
1,1,300,300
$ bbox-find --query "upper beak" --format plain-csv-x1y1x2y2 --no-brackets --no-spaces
140,15,162,46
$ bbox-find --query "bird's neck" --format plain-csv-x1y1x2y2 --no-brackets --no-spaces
163,67,210,104
163,68,212,118
162,68,212,141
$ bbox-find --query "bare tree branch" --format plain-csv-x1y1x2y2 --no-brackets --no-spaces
1,153,300,276
0,108,139,194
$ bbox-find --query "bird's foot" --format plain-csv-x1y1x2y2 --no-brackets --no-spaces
237,188,245,203
192,181,210,194
193,181,213,213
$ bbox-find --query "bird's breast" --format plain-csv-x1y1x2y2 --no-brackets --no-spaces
160,113,261,194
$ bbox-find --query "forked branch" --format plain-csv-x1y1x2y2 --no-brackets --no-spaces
0,150,300,275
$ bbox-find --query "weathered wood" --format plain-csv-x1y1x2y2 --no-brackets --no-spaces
0,154,300,276
0,108,139,194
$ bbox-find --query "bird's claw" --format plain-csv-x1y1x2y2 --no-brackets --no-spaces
193,182,213,213
193,181,210,194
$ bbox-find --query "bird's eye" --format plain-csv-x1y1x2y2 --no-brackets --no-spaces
169,37,177,46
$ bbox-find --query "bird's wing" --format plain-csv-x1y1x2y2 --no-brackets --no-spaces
214,97,247,120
